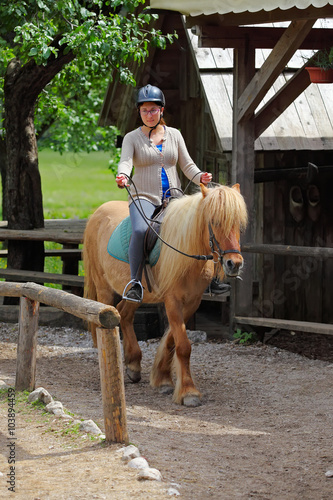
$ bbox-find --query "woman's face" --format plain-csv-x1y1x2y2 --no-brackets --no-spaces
140,101,164,127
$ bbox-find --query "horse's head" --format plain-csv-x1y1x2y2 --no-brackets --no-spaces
201,183,248,278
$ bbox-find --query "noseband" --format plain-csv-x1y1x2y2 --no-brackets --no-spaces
208,223,242,263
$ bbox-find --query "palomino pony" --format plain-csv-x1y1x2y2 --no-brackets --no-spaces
83,183,247,407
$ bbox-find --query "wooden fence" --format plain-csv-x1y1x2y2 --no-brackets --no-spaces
0,281,128,444
232,243,333,336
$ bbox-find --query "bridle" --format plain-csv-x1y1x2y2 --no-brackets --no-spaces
208,223,242,264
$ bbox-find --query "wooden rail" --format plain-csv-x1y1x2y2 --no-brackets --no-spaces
234,242,333,335
0,281,128,444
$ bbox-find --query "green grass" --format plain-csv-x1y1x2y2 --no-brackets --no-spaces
0,149,128,282
39,149,127,219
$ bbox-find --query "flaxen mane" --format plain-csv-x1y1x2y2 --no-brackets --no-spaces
156,184,248,297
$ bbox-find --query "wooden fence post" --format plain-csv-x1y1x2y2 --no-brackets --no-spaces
16,296,40,391
96,326,129,444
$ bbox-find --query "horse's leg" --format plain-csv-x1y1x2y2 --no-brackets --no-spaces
165,295,202,406
117,300,142,383
150,327,175,394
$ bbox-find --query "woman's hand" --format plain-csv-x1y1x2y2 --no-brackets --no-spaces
116,174,127,188
200,172,212,185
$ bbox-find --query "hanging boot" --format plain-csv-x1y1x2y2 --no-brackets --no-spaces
307,184,321,222
289,186,304,223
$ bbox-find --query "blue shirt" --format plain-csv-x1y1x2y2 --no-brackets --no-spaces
156,143,170,199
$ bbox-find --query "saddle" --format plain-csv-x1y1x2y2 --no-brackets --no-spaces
107,204,167,270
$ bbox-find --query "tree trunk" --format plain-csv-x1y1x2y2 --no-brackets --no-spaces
0,137,7,221
4,59,45,279
3,48,75,274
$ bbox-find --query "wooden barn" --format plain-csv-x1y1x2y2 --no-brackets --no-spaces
99,1,333,335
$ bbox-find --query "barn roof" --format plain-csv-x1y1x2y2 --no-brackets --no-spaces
150,0,333,16
99,10,333,152
189,21,333,151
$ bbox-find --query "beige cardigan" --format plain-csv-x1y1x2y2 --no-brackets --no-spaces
117,126,202,206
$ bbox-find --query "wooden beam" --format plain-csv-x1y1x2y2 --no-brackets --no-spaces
231,46,256,320
235,316,333,336
199,26,333,50
254,67,312,138
237,19,315,124
241,243,333,259
15,297,39,391
96,327,129,444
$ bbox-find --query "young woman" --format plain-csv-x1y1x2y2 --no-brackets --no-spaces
116,84,212,302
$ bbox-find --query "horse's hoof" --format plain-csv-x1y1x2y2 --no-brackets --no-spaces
183,395,202,407
159,385,174,395
126,368,141,383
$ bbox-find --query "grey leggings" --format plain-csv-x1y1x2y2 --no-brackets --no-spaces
129,199,157,281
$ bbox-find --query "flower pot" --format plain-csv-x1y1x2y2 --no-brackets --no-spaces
305,67,333,83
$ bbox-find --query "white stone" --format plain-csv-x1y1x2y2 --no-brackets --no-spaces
128,457,149,469
28,387,53,405
45,401,64,416
121,445,141,462
59,413,74,421
187,330,207,343
138,467,162,481
325,470,333,477
167,487,181,496
79,419,103,435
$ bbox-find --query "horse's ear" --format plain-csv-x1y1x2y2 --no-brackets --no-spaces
200,183,209,198
232,183,240,193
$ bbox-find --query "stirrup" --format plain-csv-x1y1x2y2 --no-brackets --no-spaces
122,280,144,303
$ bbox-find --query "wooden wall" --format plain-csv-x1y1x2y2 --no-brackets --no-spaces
253,150,333,324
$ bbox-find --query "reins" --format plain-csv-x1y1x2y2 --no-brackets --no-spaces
120,173,242,263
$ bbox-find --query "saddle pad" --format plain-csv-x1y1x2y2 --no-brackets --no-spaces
107,216,161,267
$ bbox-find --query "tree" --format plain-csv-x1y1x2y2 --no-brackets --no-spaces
0,0,174,273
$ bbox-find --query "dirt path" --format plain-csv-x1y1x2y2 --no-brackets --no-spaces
1,323,333,499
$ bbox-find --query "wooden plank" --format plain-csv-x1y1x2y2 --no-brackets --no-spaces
254,68,312,139
235,316,333,336
96,327,129,444
241,243,333,258
0,219,86,244
200,26,333,50
304,84,333,149
15,297,39,391
231,45,256,319
292,83,325,150
0,268,84,287
237,19,315,123
200,73,233,151
211,47,233,69
0,228,83,244
202,292,229,303
316,83,333,129
0,248,82,258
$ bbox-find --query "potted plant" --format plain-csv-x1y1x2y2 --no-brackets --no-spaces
305,48,333,83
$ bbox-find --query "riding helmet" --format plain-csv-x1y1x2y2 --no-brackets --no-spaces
136,85,165,108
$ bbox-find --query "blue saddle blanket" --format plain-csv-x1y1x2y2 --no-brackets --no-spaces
107,216,161,267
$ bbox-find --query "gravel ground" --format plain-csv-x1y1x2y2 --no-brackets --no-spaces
1,322,333,499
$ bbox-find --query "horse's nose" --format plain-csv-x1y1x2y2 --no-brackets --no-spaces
224,258,243,276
